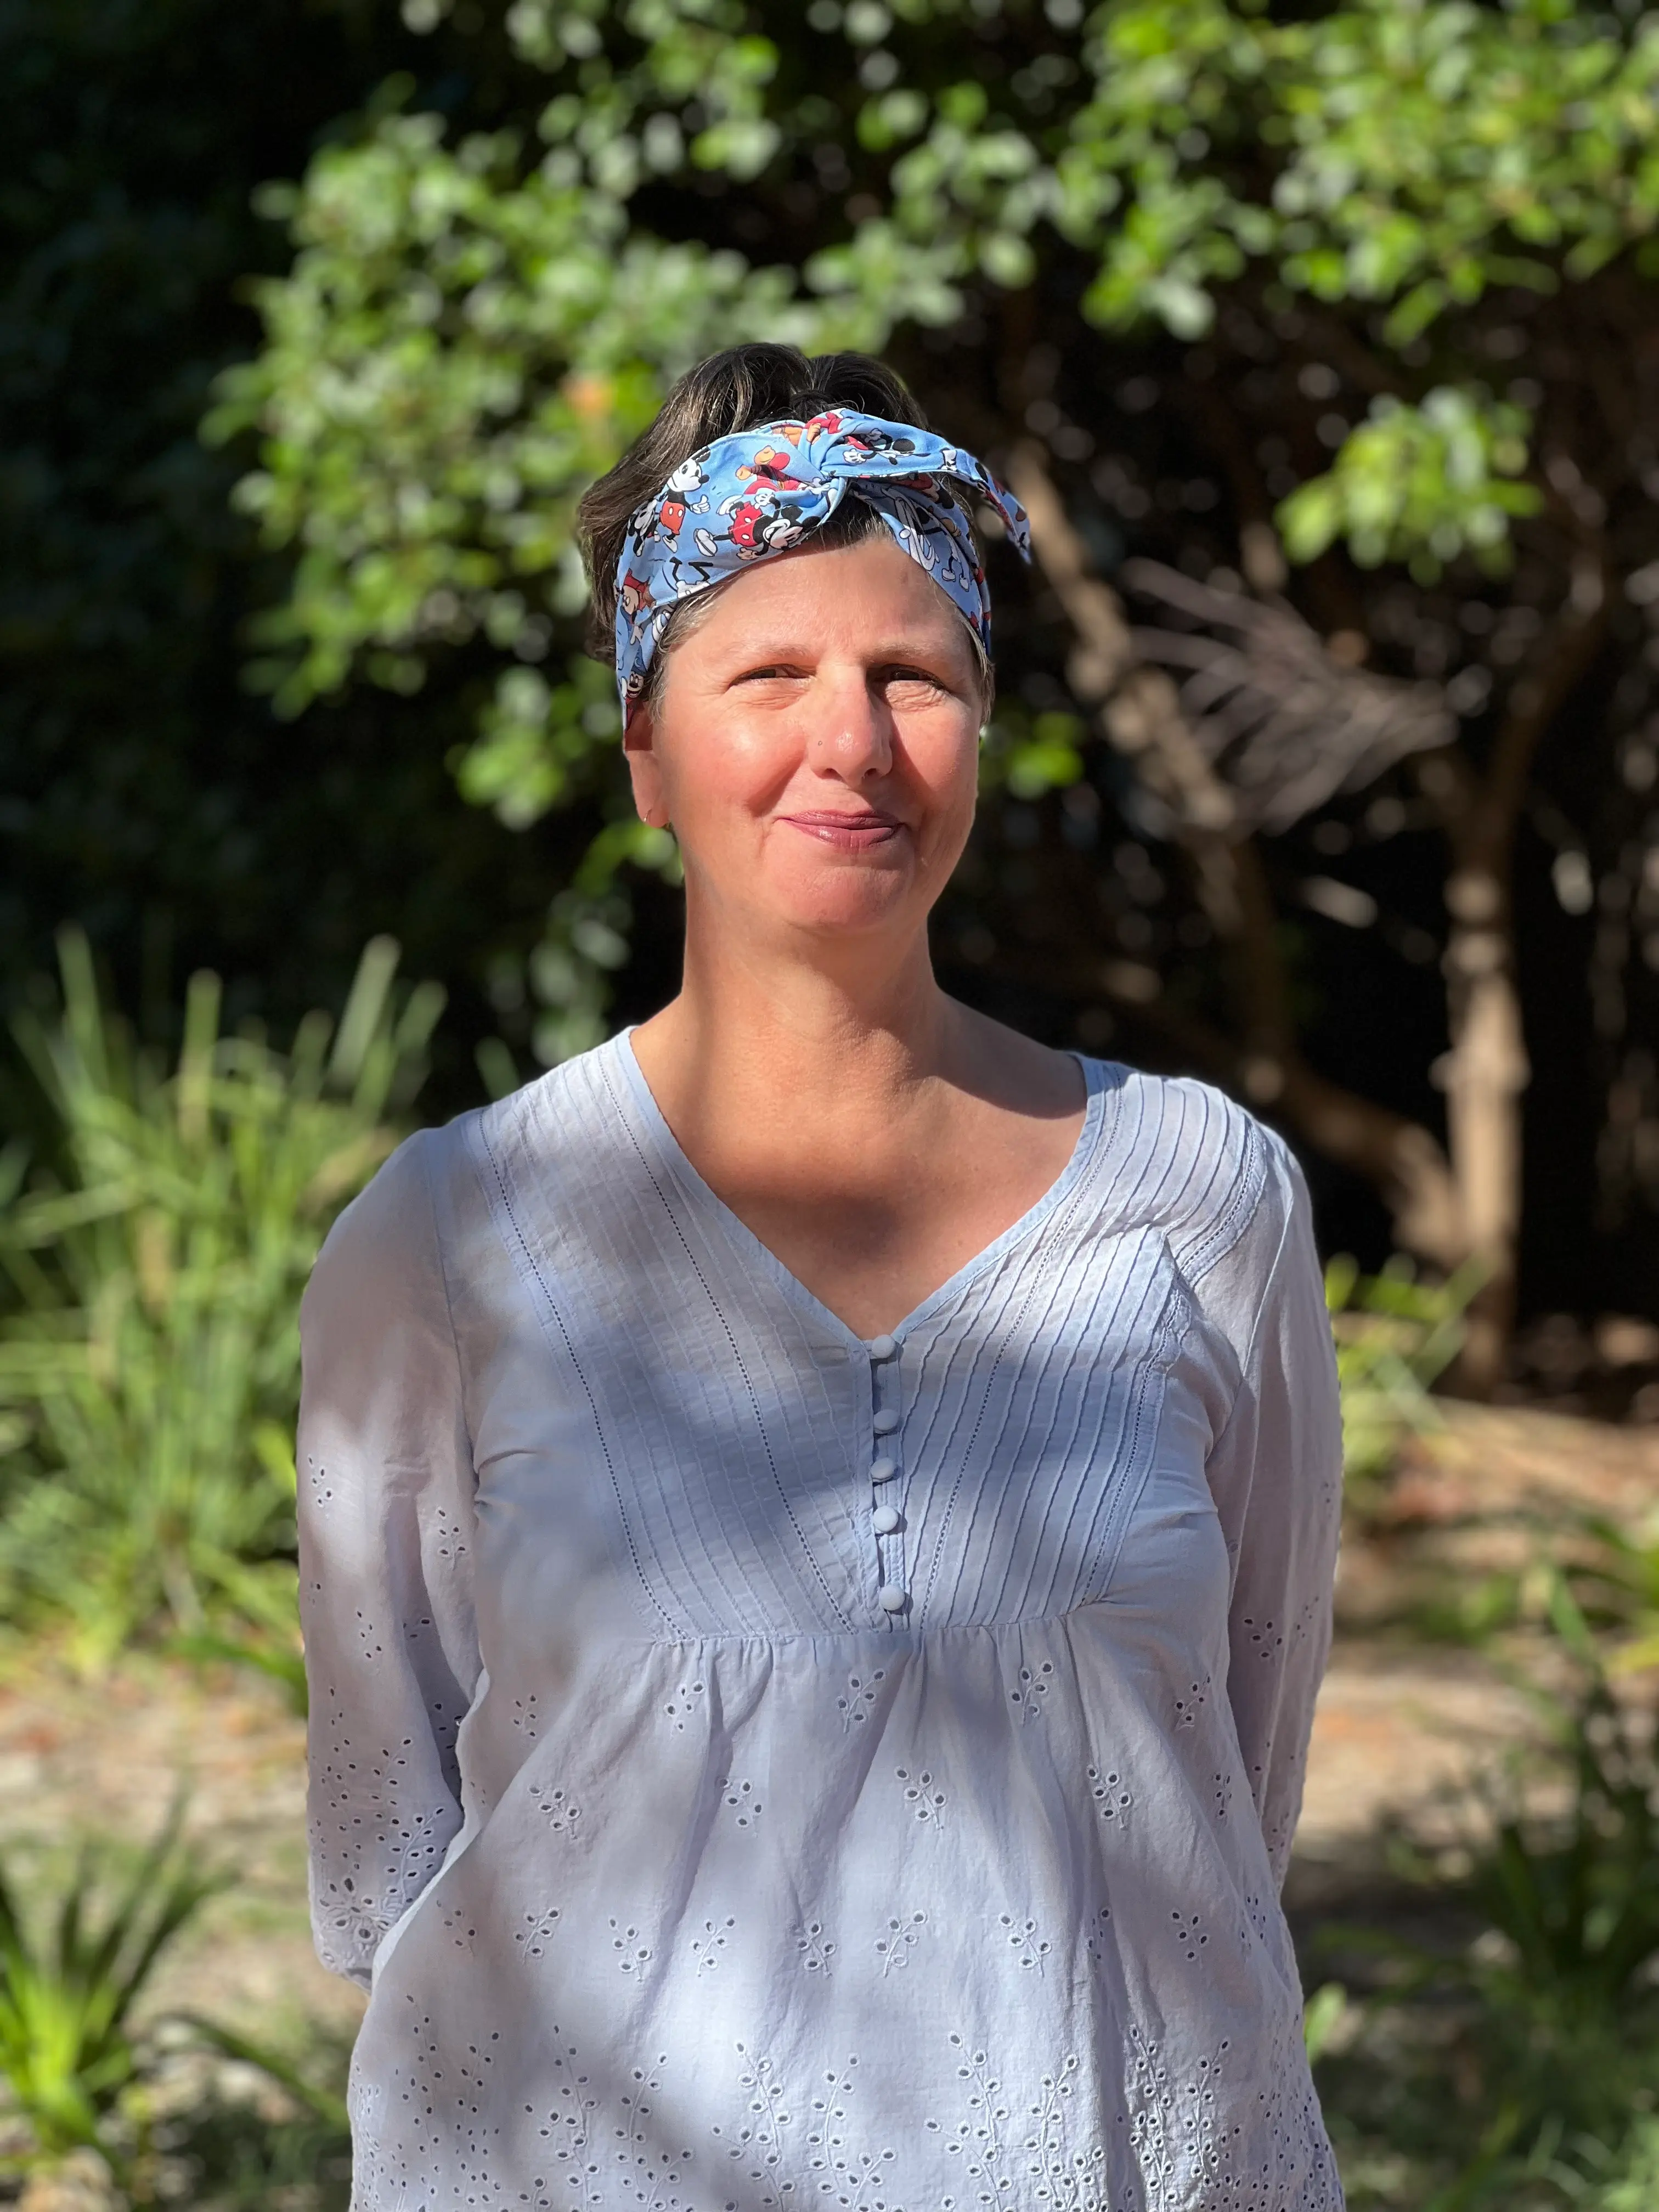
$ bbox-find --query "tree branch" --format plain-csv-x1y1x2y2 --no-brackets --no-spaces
1006,437,1469,1267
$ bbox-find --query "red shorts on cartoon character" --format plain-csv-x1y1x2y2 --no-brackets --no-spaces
737,446,807,494
725,500,766,555
723,498,805,558
619,571,653,622
658,498,687,537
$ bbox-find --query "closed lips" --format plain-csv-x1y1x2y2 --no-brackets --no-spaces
778,811,905,848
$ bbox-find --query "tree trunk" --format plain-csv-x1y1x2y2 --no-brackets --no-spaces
1008,439,1611,1389
1436,867,1530,1392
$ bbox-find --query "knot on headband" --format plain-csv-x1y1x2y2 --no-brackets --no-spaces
612,409,1032,723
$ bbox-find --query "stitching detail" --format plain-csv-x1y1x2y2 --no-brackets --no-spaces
917,1165,1098,1624
1079,1273,1193,1605
598,1060,856,1634
412,1128,481,1491
476,1105,684,1639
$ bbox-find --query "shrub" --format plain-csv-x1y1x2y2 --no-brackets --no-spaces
0,932,441,1665
1313,1631,1659,2207
0,1802,221,2188
1324,1252,1479,1496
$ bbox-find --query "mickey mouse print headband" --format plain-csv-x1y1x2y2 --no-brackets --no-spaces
612,409,1032,725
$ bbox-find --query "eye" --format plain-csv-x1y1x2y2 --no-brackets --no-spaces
732,663,808,685
878,664,952,696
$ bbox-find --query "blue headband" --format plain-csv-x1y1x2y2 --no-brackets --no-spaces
612,409,1031,723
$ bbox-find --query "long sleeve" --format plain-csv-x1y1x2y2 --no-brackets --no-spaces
296,1128,481,1989
1200,1136,1343,1888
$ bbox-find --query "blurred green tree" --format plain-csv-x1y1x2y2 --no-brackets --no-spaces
0,0,575,1101
216,0,1659,1382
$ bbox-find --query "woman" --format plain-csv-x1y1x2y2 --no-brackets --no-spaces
298,343,1345,2212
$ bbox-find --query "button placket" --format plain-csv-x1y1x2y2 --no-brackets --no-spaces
867,1334,907,1618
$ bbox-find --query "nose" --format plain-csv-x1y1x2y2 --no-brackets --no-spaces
804,664,893,780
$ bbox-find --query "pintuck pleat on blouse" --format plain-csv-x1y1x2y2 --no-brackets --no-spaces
297,1033,1346,2212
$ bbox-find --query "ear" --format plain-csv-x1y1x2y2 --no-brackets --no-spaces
623,704,669,828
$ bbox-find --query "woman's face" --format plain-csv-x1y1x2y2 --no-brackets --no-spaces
625,534,985,952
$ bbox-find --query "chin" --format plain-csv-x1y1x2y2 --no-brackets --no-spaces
770,869,915,938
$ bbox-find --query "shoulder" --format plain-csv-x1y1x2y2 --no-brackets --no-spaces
303,1121,456,1328
466,1032,641,1197
1087,1060,1323,1378
1081,1058,1304,1269
307,1034,650,1325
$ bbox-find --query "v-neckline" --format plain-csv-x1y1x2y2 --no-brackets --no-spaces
608,1028,1113,1353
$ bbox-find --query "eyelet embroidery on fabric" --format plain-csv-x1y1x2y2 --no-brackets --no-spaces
1240,1613,1284,1666
510,1692,540,1740
720,1776,762,1828
521,2030,695,2212
614,2055,693,2212
1025,2055,1104,2211
311,1780,453,1977
1087,1765,1134,1827
429,1502,467,1567
1009,1660,1056,1721
663,1680,705,1731
998,1913,1052,1977
1085,1904,1114,1970
513,1905,561,1960
895,1767,947,1825
715,2043,792,2209
806,2057,900,2209
608,1920,654,1978
528,2032,599,2201
352,2001,1333,2210
874,1911,927,1977
1173,1677,1210,1730
796,1921,837,1976
304,1453,334,1513
836,1668,887,1731
691,1916,736,1973
528,1782,582,1836
438,1903,477,1955
930,2035,1009,2188
1170,1909,1209,1963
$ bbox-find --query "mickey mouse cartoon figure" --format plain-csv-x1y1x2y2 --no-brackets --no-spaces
735,444,809,496
720,494,808,559
618,570,654,625
636,456,709,548
838,426,921,467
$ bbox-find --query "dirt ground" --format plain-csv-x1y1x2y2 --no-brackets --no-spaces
0,1398,1655,2057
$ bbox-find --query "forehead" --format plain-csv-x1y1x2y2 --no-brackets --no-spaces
683,534,978,658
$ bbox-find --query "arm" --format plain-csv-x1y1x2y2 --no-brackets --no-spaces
1203,1139,1343,1887
296,1129,481,1989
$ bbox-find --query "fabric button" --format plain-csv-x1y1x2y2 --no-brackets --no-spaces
871,1503,901,1536
870,1456,898,1485
868,1333,899,1362
872,1408,900,1435
878,1584,909,1613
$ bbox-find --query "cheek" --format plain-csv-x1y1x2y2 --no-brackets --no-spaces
656,719,795,832
904,716,983,822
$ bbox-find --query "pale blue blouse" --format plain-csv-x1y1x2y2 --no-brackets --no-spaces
297,1032,1345,2212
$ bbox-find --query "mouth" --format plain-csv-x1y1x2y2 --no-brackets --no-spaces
776,809,907,853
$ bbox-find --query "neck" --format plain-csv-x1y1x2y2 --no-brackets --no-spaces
635,896,962,1126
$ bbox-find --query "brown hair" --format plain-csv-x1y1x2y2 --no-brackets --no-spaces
577,343,990,713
